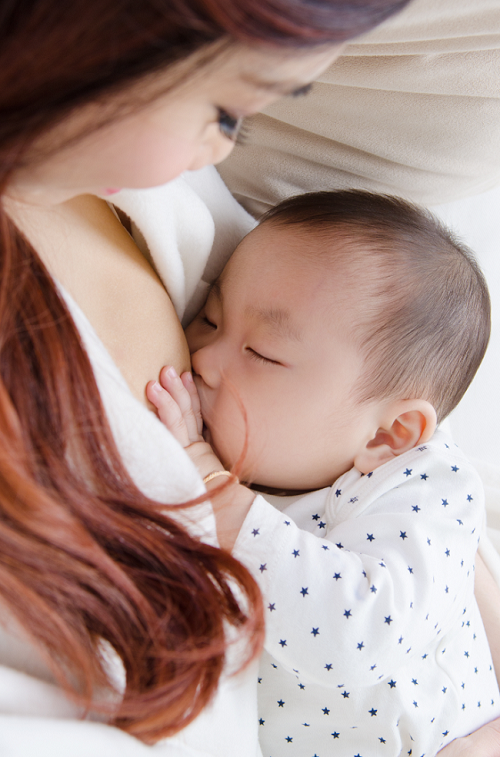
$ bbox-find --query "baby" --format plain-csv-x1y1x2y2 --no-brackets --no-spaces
147,190,500,757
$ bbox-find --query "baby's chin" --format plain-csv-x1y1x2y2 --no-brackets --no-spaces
202,423,233,471
201,426,315,491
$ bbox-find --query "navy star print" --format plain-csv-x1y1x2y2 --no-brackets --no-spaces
248,430,499,757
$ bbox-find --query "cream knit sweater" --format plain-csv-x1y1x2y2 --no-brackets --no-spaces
218,0,500,216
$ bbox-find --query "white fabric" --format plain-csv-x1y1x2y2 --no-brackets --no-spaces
234,431,500,756
111,168,256,327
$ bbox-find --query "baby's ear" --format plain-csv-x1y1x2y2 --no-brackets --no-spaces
354,400,437,474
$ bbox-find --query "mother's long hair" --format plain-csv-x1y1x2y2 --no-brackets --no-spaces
0,0,411,743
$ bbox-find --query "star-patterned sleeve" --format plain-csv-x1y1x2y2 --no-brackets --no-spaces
233,434,483,689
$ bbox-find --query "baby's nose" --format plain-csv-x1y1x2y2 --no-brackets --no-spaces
191,345,221,389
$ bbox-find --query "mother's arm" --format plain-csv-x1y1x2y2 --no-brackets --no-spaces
437,718,500,756
476,554,500,685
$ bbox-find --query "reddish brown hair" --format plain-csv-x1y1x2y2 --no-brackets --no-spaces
0,0,411,743
261,190,490,423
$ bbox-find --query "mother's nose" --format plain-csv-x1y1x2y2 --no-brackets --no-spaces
188,134,235,172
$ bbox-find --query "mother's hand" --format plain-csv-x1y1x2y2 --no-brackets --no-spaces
439,556,500,755
437,718,500,756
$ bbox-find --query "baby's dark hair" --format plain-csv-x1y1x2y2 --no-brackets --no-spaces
260,190,491,423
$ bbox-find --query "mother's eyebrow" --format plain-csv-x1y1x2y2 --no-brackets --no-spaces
240,73,313,97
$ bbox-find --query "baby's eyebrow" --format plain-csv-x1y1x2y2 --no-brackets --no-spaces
210,278,302,341
245,304,303,342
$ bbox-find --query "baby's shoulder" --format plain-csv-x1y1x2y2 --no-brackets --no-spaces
326,430,483,525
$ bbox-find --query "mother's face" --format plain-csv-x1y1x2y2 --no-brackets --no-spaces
9,43,342,205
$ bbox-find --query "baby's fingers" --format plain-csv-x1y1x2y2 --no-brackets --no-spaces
159,366,202,444
146,380,191,448
181,372,203,436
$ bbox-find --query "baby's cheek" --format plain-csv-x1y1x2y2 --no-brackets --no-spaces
213,409,248,470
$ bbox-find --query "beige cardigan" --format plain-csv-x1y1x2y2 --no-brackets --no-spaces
219,0,500,216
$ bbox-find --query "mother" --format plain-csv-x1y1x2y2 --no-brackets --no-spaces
0,0,413,754
0,0,496,756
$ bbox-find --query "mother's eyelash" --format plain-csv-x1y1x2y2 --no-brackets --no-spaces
291,83,313,98
235,120,251,147
217,108,251,146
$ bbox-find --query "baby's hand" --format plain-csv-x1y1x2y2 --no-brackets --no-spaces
147,366,203,447
147,366,255,551
146,366,225,481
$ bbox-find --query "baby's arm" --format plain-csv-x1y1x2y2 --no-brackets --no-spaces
146,367,255,550
232,443,487,691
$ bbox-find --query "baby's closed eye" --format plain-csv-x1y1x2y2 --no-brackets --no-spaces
246,347,283,366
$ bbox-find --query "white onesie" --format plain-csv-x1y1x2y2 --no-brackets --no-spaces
234,430,500,757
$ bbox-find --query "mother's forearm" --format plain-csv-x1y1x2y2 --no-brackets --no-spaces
475,552,500,684
436,717,500,756
437,556,500,756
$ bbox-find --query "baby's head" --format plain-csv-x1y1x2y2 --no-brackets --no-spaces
186,190,490,491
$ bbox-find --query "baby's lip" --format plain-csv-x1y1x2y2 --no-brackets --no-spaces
193,376,212,440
